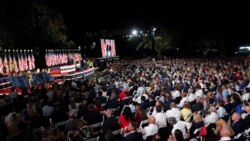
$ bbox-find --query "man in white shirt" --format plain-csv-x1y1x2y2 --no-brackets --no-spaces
204,106,219,125
186,88,195,103
154,106,167,128
168,117,191,139
242,88,250,102
141,116,159,140
171,88,180,100
166,102,181,121
194,85,203,98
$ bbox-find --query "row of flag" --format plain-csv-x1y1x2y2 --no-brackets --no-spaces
0,50,35,74
45,50,82,67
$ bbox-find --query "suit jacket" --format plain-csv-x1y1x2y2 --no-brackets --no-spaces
243,114,250,130
102,117,120,133
123,131,142,141
232,119,244,135
84,110,102,125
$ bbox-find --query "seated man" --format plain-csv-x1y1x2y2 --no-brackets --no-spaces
231,112,244,135
123,122,142,141
141,116,159,140
101,109,120,133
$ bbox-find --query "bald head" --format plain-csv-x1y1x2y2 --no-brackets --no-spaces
148,116,156,124
105,109,113,118
232,112,241,121
220,128,232,138
168,117,177,125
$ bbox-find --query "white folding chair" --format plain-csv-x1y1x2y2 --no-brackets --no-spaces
90,122,103,135
112,129,122,135
86,136,99,141
139,119,149,130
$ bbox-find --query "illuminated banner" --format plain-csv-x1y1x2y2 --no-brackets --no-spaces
100,39,116,58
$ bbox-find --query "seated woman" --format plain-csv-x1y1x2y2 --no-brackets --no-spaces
119,107,132,129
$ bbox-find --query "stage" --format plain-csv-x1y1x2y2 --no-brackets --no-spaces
0,66,98,95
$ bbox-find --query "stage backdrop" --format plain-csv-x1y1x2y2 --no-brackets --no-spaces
100,39,116,58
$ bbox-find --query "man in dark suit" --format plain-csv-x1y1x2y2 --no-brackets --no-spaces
101,109,120,133
231,112,245,135
243,101,250,130
83,103,103,125
123,122,142,141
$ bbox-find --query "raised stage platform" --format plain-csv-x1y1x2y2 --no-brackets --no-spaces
0,65,98,95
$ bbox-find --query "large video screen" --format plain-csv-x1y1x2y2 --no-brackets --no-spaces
100,39,116,58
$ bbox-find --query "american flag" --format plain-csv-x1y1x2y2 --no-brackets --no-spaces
18,51,24,71
21,51,27,71
8,53,12,72
3,54,9,73
13,53,19,73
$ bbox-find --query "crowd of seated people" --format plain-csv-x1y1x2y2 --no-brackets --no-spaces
0,57,250,141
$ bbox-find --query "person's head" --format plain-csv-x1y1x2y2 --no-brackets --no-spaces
188,88,193,93
123,107,132,121
127,121,138,132
68,111,75,119
209,105,216,113
244,101,250,113
183,102,191,109
167,117,177,126
220,127,232,138
245,88,250,93
232,93,241,104
193,112,203,123
174,129,184,141
170,102,177,109
231,112,241,121
156,106,161,113
148,116,156,124
105,109,113,118
141,95,146,102
98,91,103,97
153,133,161,141
155,100,163,107
217,100,224,107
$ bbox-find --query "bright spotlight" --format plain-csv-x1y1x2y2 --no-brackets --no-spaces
132,30,138,36
153,27,157,31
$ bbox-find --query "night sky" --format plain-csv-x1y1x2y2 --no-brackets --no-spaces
45,1,250,47
1,0,249,57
